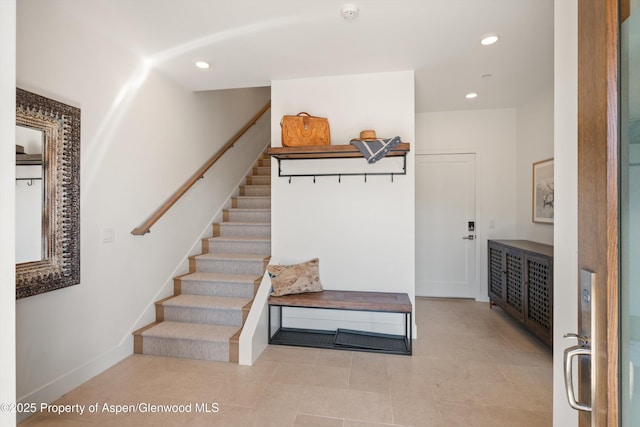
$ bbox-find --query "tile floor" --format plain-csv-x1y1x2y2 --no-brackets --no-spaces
18,298,553,426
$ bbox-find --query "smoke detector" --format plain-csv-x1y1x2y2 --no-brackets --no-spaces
341,4,359,21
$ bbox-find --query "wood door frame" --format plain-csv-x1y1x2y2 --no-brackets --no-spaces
577,0,623,425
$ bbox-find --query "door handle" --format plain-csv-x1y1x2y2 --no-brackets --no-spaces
462,235,475,240
563,344,592,412
631,361,635,401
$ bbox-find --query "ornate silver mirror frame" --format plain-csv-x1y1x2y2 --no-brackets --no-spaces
16,88,80,299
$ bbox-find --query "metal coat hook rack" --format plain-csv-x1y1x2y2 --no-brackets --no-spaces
285,170,403,184
16,177,42,186
281,156,407,183
285,171,401,184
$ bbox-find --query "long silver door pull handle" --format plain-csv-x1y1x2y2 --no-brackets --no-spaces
563,344,592,412
462,235,475,240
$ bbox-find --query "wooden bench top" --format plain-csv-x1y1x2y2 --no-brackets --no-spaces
268,290,412,313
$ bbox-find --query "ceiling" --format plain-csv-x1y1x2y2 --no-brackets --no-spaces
56,0,554,113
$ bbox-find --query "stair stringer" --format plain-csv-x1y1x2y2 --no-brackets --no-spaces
238,258,278,365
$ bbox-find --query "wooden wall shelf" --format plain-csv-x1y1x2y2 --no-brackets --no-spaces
267,143,411,160
267,143,410,181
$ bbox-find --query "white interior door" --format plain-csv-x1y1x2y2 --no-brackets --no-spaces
415,153,476,298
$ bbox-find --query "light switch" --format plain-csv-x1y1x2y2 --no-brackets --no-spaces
102,227,115,243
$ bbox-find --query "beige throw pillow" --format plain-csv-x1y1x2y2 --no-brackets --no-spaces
268,258,323,297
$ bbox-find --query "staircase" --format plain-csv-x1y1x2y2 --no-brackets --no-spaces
133,154,271,363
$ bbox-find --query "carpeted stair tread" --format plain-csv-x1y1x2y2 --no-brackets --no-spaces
193,252,267,275
225,208,271,215
207,236,270,248
233,196,271,202
253,166,270,175
195,252,268,262
206,236,271,255
232,196,271,209
226,208,271,213
215,222,270,239
141,321,239,342
163,294,252,310
218,221,270,226
177,272,258,298
208,236,271,243
180,271,259,283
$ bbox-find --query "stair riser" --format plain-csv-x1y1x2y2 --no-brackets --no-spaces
162,306,244,327
240,186,271,197
194,258,266,275
207,239,270,255
177,280,256,298
253,166,271,176
232,197,271,209
245,175,271,186
215,223,271,238
141,337,229,362
224,210,271,222
258,158,271,167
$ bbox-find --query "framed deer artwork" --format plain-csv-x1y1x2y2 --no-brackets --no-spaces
532,158,554,224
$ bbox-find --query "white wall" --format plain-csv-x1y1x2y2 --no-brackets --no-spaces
516,86,555,245
16,0,270,411
271,71,416,335
0,1,17,426
415,108,518,301
553,0,578,426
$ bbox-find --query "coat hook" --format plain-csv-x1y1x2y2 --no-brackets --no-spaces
364,173,367,183
27,179,33,186
313,175,316,183
338,174,341,183
391,173,394,183
288,176,292,184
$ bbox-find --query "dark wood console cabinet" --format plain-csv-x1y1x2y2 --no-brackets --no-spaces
488,240,553,347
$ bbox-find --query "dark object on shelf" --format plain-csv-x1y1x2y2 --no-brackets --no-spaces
268,290,412,355
488,239,553,347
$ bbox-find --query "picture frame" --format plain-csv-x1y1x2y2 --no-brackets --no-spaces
532,158,554,224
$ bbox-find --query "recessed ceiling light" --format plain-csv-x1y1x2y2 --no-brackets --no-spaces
466,92,478,99
195,60,210,69
480,35,499,46
481,73,493,79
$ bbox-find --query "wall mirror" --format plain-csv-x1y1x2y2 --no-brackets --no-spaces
16,88,80,299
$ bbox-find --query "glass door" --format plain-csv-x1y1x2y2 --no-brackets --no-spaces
620,1,640,424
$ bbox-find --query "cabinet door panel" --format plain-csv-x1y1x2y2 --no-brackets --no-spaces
504,248,525,320
523,254,553,345
488,243,505,303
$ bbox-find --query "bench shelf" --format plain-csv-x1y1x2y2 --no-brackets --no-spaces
268,290,412,355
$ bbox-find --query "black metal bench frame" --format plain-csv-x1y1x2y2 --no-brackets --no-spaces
267,291,412,356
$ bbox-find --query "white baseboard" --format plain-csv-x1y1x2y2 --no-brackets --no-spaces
17,336,132,423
